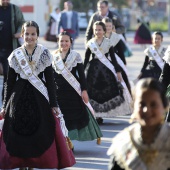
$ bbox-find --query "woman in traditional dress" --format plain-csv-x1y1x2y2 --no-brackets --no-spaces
52,31,102,145
159,45,170,122
134,11,152,47
0,21,75,170
108,78,170,170
84,21,132,124
138,31,166,80
102,17,131,95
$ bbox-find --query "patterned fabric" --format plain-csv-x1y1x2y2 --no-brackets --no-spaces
8,44,52,79
52,50,82,73
108,123,170,170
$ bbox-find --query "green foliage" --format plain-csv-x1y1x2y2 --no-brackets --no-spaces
150,20,168,32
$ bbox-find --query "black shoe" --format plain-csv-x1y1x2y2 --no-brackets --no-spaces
96,117,103,124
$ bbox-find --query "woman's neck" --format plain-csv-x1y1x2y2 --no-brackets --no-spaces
141,124,162,145
60,49,69,59
24,44,36,55
105,32,111,38
153,45,161,50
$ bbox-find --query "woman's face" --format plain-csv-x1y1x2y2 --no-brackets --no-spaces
22,26,38,47
152,34,163,47
105,22,113,34
93,24,105,38
133,89,165,127
58,35,71,52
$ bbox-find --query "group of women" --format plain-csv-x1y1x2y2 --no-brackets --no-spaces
0,18,133,169
1,14,170,170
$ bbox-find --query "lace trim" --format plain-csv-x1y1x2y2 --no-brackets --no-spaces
8,44,52,79
107,123,170,170
52,50,83,74
109,32,120,47
163,46,170,65
90,95,131,117
87,38,111,55
145,46,166,60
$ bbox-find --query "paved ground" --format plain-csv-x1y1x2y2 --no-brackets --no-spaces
1,31,169,170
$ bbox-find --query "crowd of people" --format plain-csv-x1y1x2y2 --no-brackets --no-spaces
0,0,170,170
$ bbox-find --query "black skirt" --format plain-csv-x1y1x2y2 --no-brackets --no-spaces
85,59,124,113
3,79,55,158
54,73,89,131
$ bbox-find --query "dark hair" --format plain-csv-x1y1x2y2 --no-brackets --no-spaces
152,31,163,39
21,21,39,36
93,21,106,33
97,0,108,6
134,78,168,108
58,31,73,44
102,17,112,23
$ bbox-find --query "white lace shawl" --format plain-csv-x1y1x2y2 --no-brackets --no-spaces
163,46,170,65
87,37,111,56
8,44,52,79
52,50,83,74
109,32,121,47
107,123,170,170
144,45,166,60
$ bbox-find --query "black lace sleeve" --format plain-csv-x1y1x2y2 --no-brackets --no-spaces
2,67,17,109
84,47,91,69
108,155,125,170
141,56,149,73
44,65,58,107
114,40,126,65
76,63,87,91
159,63,170,89
109,46,120,72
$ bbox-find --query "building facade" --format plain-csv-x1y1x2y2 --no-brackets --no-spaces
11,0,60,35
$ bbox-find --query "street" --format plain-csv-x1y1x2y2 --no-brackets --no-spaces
1,31,169,170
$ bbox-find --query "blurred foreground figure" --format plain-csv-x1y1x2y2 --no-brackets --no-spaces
107,78,170,170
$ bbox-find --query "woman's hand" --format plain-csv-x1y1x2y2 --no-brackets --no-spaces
82,90,89,103
52,107,60,116
0,109,5,120
117,72,122,82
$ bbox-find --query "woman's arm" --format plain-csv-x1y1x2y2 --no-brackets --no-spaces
141,56,149,73
2,67,17,109
84,47,91,69
44,65,58,108
159,63,170,89
109,46,120,72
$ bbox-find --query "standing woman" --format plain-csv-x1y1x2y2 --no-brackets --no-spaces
102,17,131,95
52,31,102,144
84,21,131,124
138,31,166,80
134,11,152,47
0,21,75,170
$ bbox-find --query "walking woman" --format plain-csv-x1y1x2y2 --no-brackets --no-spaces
52,31,102,145
102,17,132,95
0,21,75,170
84,21,132,124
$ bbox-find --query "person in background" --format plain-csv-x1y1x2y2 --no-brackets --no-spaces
134,10,152,48
108,78,170,170
58,1,79,46
46,7,61,42
0,21,75,170
138,31,166,80
85,0,125,43
0,0,25,100
102,17,131,95
159,45,170,122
